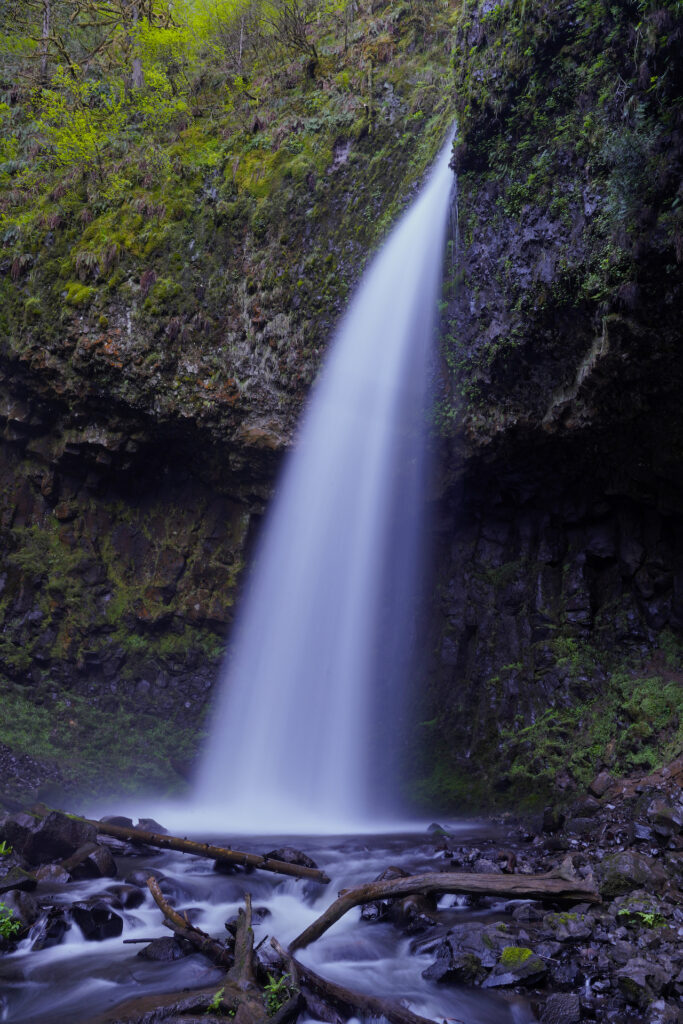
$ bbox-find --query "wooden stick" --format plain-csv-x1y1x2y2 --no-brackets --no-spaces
289,870,601,952
147,876,233,967
228,892,256,987
81,817,330,884
271,938,436,1024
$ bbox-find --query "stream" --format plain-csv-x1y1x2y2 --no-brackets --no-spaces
0,825,537,1024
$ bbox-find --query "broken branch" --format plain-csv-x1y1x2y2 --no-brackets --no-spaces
289,870,601,952
147,876,233,967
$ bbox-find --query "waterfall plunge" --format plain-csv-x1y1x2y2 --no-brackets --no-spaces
195,136,456,832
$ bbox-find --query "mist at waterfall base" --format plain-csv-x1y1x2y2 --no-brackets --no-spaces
128,136,455,835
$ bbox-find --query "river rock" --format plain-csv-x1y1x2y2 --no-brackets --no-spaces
137,936,192,961
265,847,318,869
599,851,669,898
29,907,70,950
106,883,146,909
647,999,683,1024
136,818,168,834
61,842,117,879
100,815,134,828
481,947,548,988
540,993,581,1024
6,811,98,865
0,864,37,894
617,957,671,1008
543,910,595,941
34,863,70,884
0,889,41,927
647,800,683,838
71,898,123,941
126,868,166,889
589,771,615,798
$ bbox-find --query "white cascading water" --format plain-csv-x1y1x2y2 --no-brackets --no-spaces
194,134,456,831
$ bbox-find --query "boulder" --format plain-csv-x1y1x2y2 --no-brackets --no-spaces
100,816,134,828
482,946,548,988
71,899,123,941
647,800,683,839
265,847,318,869
589,771,615,798
136,818,168,834
106,884,145,909
0,865,37,894
543,910,595,941
0,889,41,928
423,950,486,985
29,907,70,950
61,842,117,880
9,812,97,865
34,863,70,885
540,993,581,1024
599,851,669,899
618,957,671,1009
137,936,192,961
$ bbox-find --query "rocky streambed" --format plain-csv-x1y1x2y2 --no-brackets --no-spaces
0,761,681,1024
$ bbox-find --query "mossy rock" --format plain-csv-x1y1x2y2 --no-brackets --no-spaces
482,946,547,988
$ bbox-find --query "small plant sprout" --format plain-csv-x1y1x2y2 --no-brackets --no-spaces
206,987,224,1014
0,841,12,856
0,903,20,940
264,972,293,1015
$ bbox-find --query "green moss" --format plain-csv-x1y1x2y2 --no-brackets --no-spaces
64,281,95,307
0,682,203,796
500,947,533,967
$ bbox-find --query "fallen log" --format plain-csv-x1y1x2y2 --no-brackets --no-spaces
81,817,329,884
148,880,266,1024
147,876,233,967
289,870,601,952
271,938,436,1024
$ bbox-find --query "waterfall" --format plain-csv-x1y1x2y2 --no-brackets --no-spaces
195,135,456,831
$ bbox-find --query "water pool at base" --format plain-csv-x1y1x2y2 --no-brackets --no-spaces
0,827,537,1024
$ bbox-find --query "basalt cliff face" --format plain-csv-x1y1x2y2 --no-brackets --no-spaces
1,0,681,807
415,0,683,808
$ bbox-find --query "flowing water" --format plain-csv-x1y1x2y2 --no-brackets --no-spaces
194,134,457,832
0,140,522,1024
0,829,536,1024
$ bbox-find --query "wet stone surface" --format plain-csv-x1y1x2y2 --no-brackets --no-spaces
0,771,680,1023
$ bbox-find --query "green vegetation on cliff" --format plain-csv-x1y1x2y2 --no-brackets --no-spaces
0,0,459,800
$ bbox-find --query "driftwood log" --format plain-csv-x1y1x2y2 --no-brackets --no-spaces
289,870,601,952
147,879,265,1024
83,817,329,883
271,938,436,1024
147,876,233,967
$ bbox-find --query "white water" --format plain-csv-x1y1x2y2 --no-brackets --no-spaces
194,135,456,832
0,831,535,1024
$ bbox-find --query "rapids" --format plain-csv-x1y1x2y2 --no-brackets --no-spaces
0,828,536,1024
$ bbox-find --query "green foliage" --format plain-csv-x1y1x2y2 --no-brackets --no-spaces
206,987,225,1013
0,683,205,797
0,904,20,940
0,841,12,856
617,908,665,929
264,972,293,1016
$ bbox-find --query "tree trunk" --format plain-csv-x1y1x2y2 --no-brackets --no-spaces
41,0,51,85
